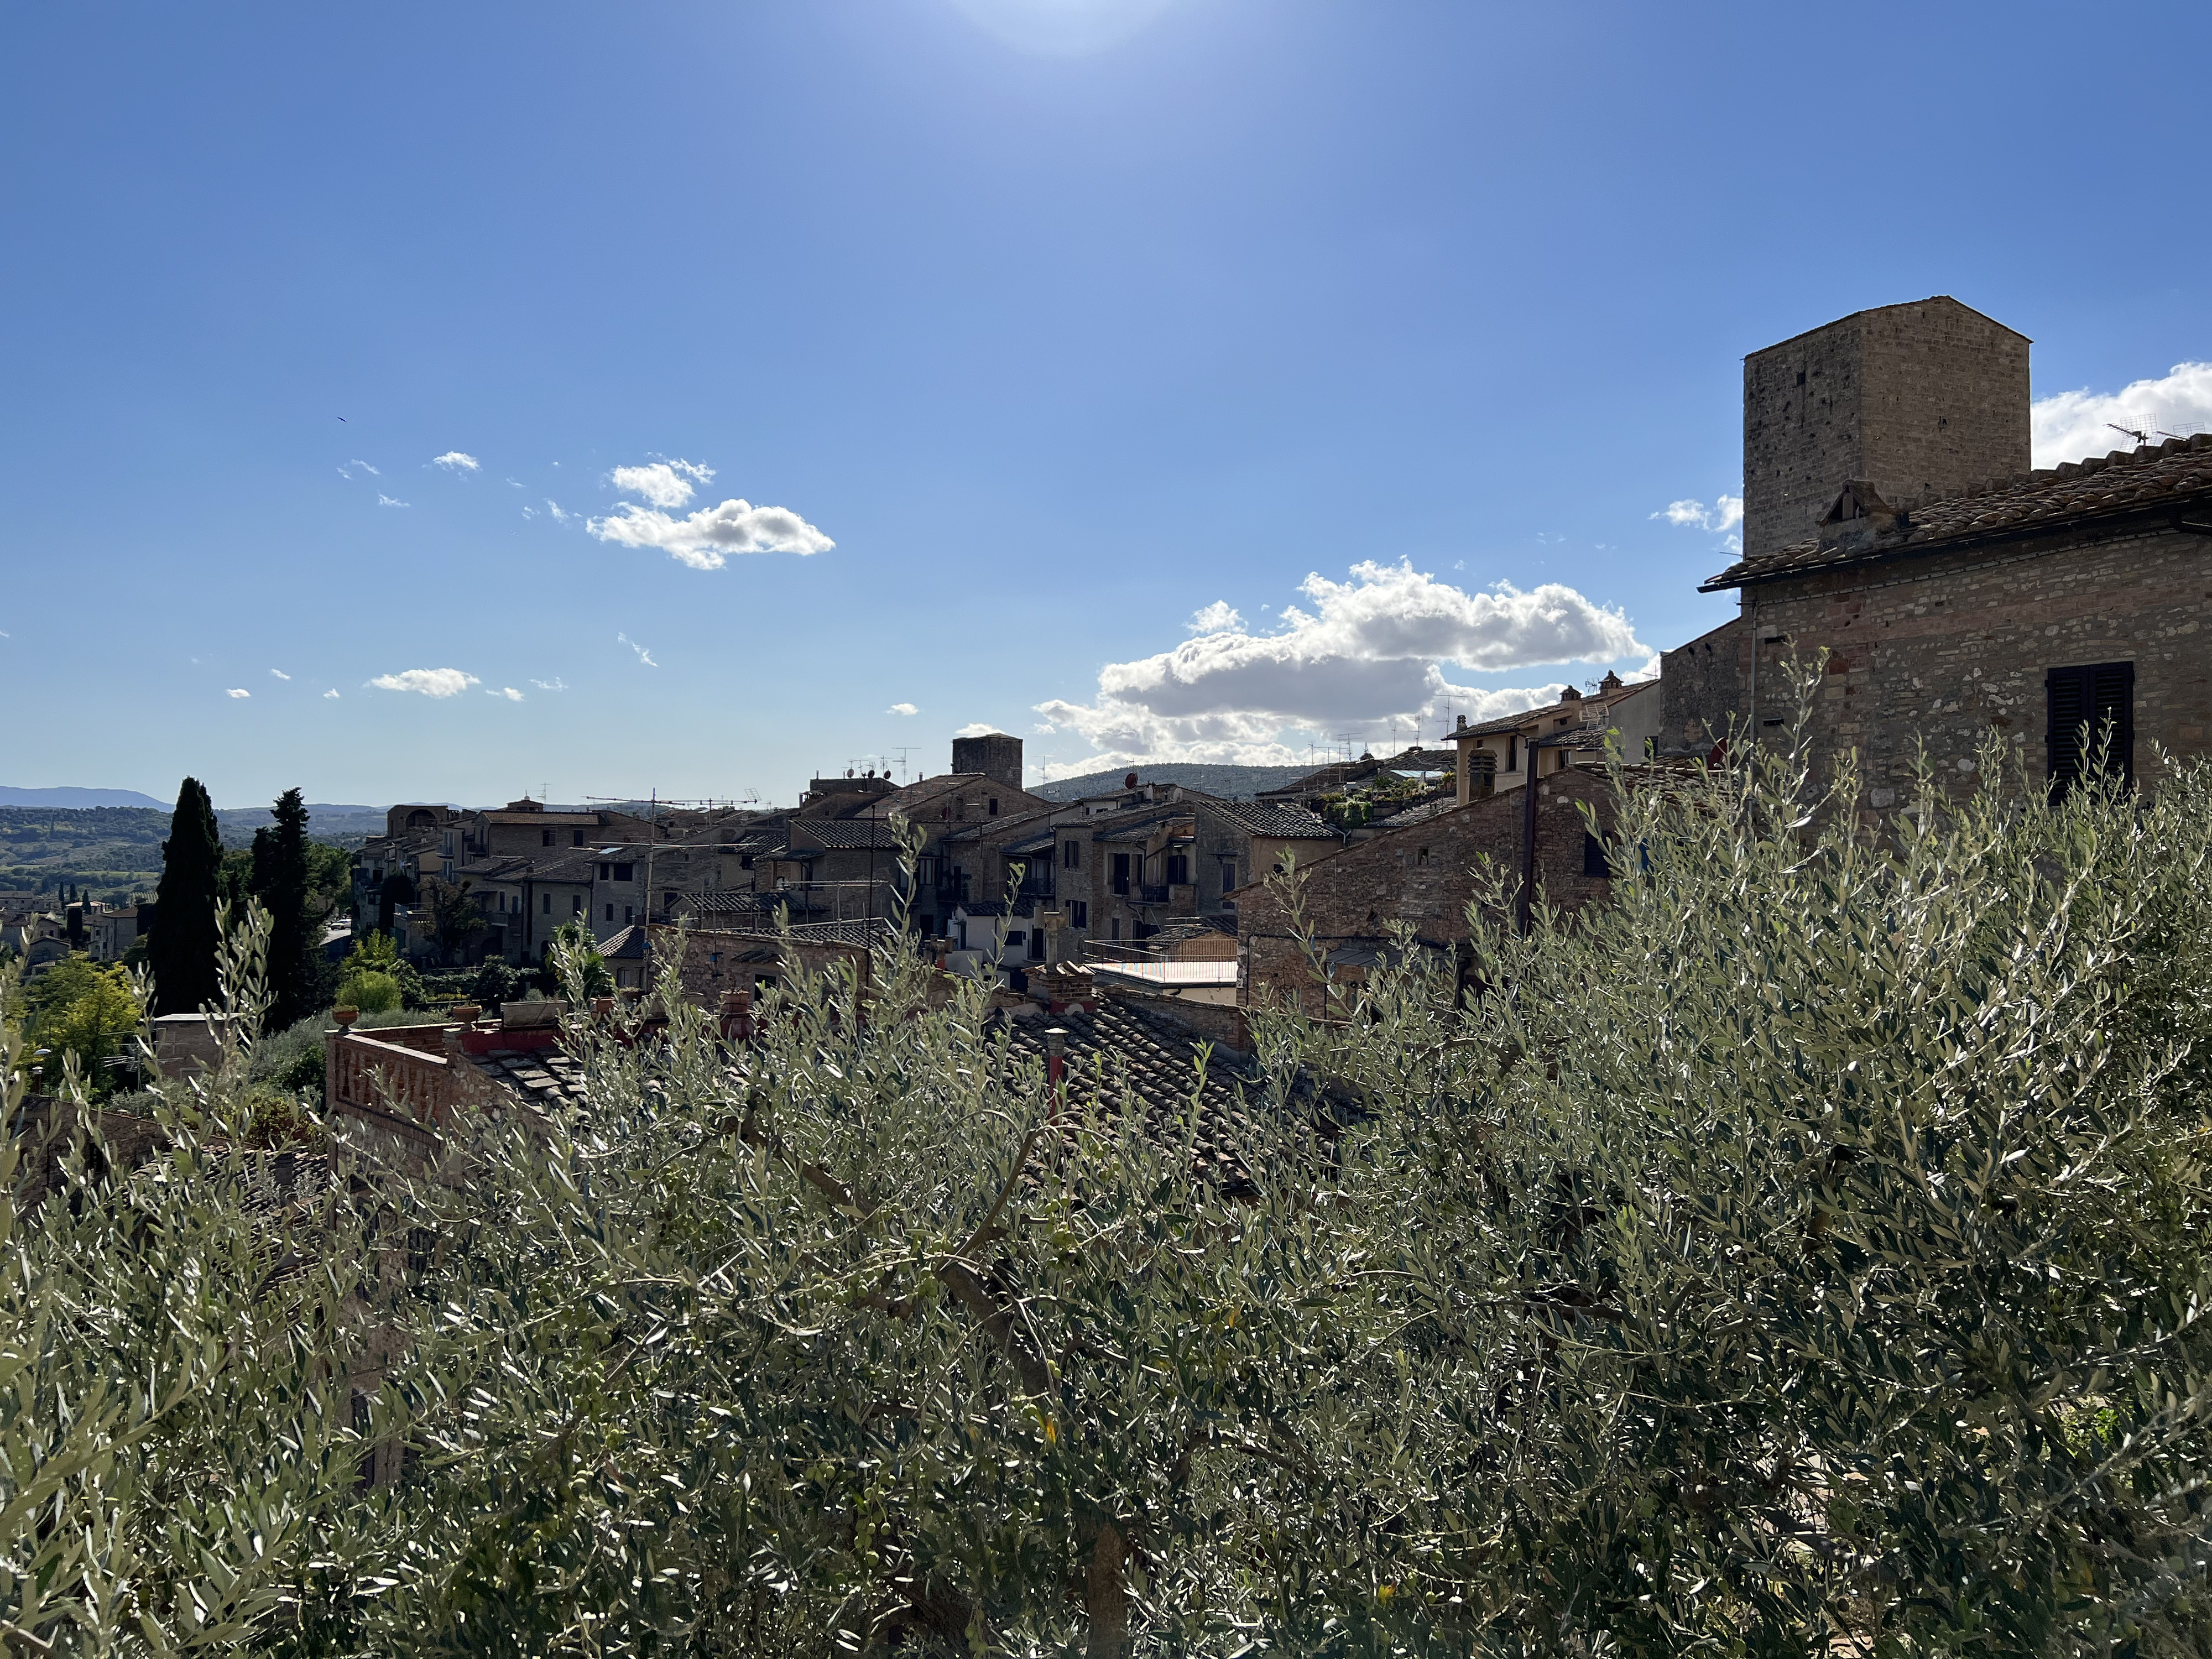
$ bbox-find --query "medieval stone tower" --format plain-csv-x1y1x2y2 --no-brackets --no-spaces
1742,296,2030,562
951,731,1024,793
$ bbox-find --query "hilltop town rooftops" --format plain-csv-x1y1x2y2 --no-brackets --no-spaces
1702,432,2212,592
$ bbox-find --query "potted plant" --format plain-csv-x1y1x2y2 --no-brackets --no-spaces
451,1002,482,1024
332,1005,359,1028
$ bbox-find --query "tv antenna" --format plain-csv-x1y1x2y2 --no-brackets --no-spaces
2107,421,2152,448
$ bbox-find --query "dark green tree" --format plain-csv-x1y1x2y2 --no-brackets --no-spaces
147,776,222,1015
250,788,319,1029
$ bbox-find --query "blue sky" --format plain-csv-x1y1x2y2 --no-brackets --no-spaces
4,1,2208,808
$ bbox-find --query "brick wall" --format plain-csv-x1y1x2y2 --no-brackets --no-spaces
1237,769,1617,1010
1739,521,2212,806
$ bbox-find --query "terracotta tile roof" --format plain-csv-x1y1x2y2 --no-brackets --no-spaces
1206,800,1340,839
1702,432,2212,591
597,924,648,959
787,820,911,851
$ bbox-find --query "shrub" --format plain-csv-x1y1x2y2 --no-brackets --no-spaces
334,968,400,1014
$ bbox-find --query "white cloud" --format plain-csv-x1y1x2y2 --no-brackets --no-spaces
337,459,380,479
608,458,715,509
588,487,833,569
1032,559,1642,776
507,477,525,488
1652,494,1743,534
432,451,481,472
546,499,575,524
887,702,919,716
323,689,340,699
377,494,410,508
226,688,251,699
269,668,290,680
617,632,658,669
954,723,999,739
2032,362,2212,468
488,686,524,701
368,667,479,698
530,676,568,691
1187,600,1244,634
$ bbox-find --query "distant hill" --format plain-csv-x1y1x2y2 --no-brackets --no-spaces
214,805,387,851
0,802,380,898
1030,763,1316,803
0,785,168,808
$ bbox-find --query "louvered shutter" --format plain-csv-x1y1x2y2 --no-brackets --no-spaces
2046,661,2134,798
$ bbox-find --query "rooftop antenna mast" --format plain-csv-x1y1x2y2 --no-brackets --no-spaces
2107,421,2152,448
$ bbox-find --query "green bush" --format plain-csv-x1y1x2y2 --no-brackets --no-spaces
248,1013,331,1098
334,968,400,1014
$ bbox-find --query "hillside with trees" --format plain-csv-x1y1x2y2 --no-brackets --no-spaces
0,801,372,899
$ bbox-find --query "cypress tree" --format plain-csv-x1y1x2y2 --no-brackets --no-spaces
253,789,319,1030
149,777,223,1015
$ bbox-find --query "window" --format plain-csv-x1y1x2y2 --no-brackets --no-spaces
614,863,633,881
1219,858,1237,891
988,797,999,816
572,830,586,846
1112,853,1131,895
1507,737,1519,773
542,894,552,915
1110,916,1121,940
571,896,583,916
1006,930,1026,946
1416,847,1430,868
598,863,611,880
1582,832,1610,878
1165,854,1189,885
1069,900,1088,928
2047,661,2135,797
604,904,614,922
542,830,555,847
1062,841,1081,869
624,905,634,924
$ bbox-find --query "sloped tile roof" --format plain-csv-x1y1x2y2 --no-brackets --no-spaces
1702,433,2212,591
788,819,911,851
1205,800,1340,839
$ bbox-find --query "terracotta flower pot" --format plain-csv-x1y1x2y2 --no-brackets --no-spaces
451,1003,482,1024
332,1006,359,1027
592,996,616,1018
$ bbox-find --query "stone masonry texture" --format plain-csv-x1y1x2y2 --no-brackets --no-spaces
1236,769,1616,1011
1743,297,2029,562
1738,521,2212,806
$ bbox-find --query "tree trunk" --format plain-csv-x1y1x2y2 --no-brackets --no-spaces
1082,1517,1128,1659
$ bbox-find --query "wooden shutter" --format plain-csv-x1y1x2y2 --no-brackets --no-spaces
2046,661,2134,797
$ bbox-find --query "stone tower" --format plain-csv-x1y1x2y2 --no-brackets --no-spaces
951,731,1023,793
1742,297,2030,562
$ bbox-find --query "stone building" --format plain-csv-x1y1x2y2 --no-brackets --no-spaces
1699,296,2212,806
1232,766,1624,1013
1443,673,1662,803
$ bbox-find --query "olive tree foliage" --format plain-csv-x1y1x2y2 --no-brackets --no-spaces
13,671,2212,1656
1247,674,2212,1656
1,905,379,1658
